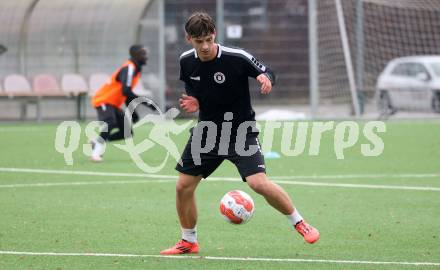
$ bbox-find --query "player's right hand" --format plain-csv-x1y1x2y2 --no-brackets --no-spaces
257,74,272,94
179,94,199,113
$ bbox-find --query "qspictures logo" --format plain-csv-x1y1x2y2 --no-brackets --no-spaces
55,98,386,173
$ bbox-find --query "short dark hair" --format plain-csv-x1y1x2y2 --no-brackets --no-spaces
184,12,216,38
129,44,145,57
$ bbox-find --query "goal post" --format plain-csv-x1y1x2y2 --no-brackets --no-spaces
335,0,361,117
309,0,440,118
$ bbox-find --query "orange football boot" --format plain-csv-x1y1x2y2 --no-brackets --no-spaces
160,239,199,255
295,220,320,244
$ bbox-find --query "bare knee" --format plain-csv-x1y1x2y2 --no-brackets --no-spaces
246,173,269,195
176,173,202,194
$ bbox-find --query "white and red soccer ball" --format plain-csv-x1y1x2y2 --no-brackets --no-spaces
219,190,255,224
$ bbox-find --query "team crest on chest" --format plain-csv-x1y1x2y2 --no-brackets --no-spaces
213,72,226,84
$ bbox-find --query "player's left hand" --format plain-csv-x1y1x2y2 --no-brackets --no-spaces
257,74,272,94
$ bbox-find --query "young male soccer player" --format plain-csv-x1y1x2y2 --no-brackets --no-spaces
90,45,154,162
160,12,319,255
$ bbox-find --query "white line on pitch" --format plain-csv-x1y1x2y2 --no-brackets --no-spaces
273,173,440,179
273,180,440,191
0,250,438,266
0,167,174,179
1,167,440,181
1,177,439,192
0,179,176,188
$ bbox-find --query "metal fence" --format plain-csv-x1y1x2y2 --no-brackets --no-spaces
0,0,311,120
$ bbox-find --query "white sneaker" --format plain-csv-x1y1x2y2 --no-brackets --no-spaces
91,155,103,162
89,139,103,156
91,139,105,161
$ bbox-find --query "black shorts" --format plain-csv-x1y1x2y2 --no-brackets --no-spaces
175,131,266,181
96,104,134,142
96,104,125,127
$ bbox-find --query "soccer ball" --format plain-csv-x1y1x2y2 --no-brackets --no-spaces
219,190,255,224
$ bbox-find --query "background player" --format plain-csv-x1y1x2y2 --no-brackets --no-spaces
90,45,155,162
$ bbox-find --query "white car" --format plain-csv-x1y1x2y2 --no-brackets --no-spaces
376,55,440,114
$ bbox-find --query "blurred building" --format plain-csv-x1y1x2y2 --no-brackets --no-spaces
165,0,309,104
1,0,439,120
0,0,309,120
